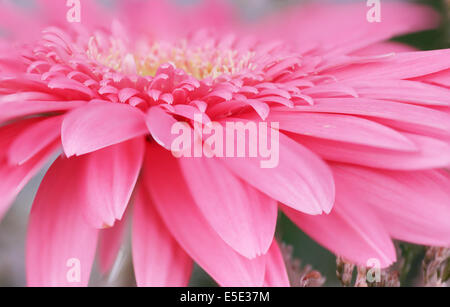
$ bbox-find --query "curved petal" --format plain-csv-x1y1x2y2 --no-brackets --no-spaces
296,133,450,171
0,118,43,158
332,165,450,247
331,49,450,80
264,241,290,287
62,102,148,157
268,111,417,151
290,98,450,138
8,115,63,165
352,42,416,56
98,216,128,275
220,123,335,215
0,100,86,123
81,138,144,228
283,172,397,268
144,143,266,286
146,106,179,150
132,181,193,287
26,156,99,287
0,141,58,220
179,157,277,259
341,79,450,107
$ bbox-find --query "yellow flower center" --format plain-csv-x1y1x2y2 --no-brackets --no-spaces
87,35,257,79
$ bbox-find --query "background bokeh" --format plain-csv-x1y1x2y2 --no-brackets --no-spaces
0,0,448,287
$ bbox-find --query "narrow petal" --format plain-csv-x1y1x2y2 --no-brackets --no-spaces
296,133,450,170
144,144,266,286
62,102,147,157
0,141,58,220
291,98,450,138
81,138,144,228
268,111,417,151
352,42,416,56
220,124,335,215
47,77,94,99
0,100,86,123
179,157,277,259
283,164,397,268
27,156,99,286
343,80,450,107
0,118,42,156
132,181,193,287
8,115,63,165
417,69,450,87
332,165,450,246
331,49,450,80
283,195,396,268
98,216,128,274
146,106,179,149
264,241,290,287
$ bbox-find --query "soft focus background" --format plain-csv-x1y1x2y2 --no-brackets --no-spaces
0,0,449,287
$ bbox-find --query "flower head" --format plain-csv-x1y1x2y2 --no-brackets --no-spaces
0,0,450,287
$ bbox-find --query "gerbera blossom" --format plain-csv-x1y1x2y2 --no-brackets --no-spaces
0,0,450,287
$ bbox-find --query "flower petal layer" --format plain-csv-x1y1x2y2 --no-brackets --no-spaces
62,102,148,157
143,144,266,286
132,181,193,287
27,156,99,286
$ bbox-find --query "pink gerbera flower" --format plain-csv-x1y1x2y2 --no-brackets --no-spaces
0,0,450,287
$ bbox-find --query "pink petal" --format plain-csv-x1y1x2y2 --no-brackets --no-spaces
47,77,94,99
283,184,397,268
0,100,86,123
417,69,450,87
343,80,450,107
0,141,58,220
8,115,63,165
0,118,42,155
265,2,437,56
132,181,193,287
146,106,179,149
220,125,335,215
62,102,148,157
332,165,450,246
352,42,416,56
26,156,99,286
144,144,266,286
296,132,450,171
179,157,277,259
81,138,144,228
0,92,60,103
331,49,450,80
291,98,450,138
98,216,128,274
171,104,212,125
264,241,290,287
118,88,140,103
268,111,417,151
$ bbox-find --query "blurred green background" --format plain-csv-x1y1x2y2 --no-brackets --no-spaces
0,0,448,287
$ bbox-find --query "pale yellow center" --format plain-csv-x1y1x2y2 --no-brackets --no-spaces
87,36,257,79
